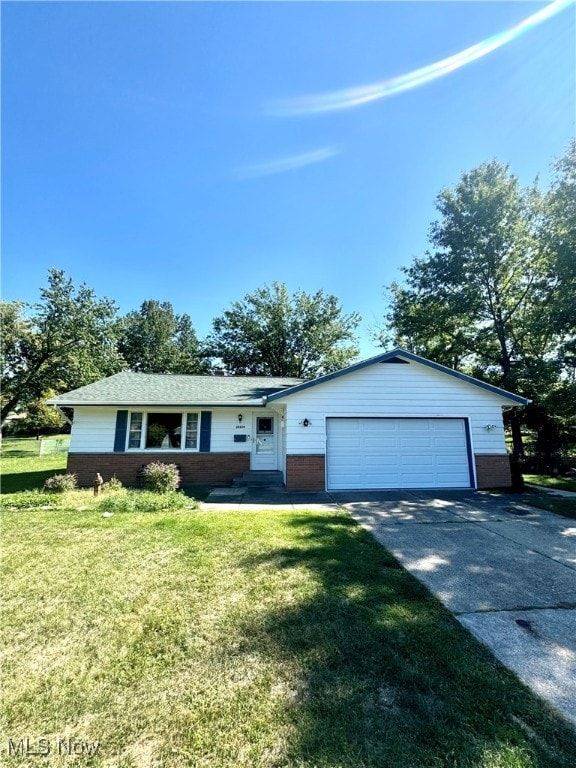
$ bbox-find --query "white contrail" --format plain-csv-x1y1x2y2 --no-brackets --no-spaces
233,146,340,179
271,0,574,116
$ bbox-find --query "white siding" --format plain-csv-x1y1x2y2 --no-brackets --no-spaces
70,406,267,454
282,360,511,456
70,407,118,452
210,410,252,453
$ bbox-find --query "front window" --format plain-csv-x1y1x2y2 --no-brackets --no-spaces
185,413,199,450
127,411,199,451
128,412,143,448
146,413,182,449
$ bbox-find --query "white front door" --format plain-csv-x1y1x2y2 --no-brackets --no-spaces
251,415,277,470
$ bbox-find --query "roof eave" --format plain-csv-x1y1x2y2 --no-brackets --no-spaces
47,400,269,408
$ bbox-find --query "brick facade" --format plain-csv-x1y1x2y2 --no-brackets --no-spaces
67,452,250,488
67,451,512,491
474,454,512,489
286,455,325,491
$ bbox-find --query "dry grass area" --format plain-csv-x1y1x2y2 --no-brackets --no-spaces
2,503,576,768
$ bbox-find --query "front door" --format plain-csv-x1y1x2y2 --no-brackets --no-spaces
251,415,277,470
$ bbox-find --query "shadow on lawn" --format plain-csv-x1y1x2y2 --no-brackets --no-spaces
1,469,59,494
237,513,576,768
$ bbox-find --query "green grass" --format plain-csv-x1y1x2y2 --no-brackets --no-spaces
2,505,575,768
524,474,576,493
1,435,69,493
521,493,576,519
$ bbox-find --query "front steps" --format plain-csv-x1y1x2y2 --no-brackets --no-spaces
232,470,284,488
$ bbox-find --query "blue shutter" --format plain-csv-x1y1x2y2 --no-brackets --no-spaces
113,410,128,452
199,411,212,452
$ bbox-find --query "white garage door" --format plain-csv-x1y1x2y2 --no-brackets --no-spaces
326,418,472,490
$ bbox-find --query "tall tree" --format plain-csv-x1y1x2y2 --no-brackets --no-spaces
117,300,209,374
207,282,360,377
377,157,574,456
1,270,123,424
529,140,576,458
541,139,576,351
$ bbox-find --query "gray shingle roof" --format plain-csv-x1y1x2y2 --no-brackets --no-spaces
47,371,303,406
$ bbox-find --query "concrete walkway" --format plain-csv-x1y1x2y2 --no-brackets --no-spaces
202,487,576,727
526,482,576,498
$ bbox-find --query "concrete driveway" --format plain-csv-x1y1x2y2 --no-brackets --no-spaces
336,490,576,727
203,486,576,725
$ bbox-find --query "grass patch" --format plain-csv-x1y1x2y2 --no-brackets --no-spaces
2,506,575,767
524,474,576,493
521,493,576,520
1,435,69,493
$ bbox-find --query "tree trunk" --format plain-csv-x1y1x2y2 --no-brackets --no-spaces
509,409,524,458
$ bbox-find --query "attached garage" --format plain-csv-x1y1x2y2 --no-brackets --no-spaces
326,417,473,490
53,348,529,492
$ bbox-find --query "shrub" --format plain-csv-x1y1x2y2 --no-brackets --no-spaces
103,474,123,492
99,489,192,514
0,490,59,510
141,462,181,494
43,473,78,493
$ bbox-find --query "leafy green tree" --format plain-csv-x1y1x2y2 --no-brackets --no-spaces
117,300,209,374
22,390,67,437
207,282,360,377
1,269,123,424
531,140,576,458
378,156,575,457
541,139,576,349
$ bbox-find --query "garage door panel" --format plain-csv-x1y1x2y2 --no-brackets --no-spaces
400,437,433,449
364,437,398,449
327,418,471,490
434,437,466,449
365,453,399,464
401,454,434,466
436,454,465,466
329,456,363,468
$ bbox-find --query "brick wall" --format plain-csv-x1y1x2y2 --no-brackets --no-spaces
286,455,325,491
474,454,512,489
67,452,250,488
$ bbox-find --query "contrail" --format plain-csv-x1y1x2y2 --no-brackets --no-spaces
271,0,574,116
234,146,340,179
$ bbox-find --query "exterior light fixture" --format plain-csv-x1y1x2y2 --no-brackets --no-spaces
484,424,497,431
238,414,243,423
301,418,311,427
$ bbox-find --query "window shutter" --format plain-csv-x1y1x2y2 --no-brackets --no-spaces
199,411,212,453
113,410,128,452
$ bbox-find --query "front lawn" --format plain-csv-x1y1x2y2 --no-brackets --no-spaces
2,505,575,767
1,435,69,493
524,474,576,493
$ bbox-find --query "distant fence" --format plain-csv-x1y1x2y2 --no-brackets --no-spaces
39,437,70,456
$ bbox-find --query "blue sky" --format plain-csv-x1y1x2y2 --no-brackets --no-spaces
2,0,575,358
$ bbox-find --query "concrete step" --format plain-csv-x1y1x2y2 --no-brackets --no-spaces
232,470,284,488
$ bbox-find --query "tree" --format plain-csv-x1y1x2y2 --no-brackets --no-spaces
22,390,67,438
541,139,576,351
377,156,575,457
116,300,209,374
531,140,576,459
1,269,123,424
207,282,360,377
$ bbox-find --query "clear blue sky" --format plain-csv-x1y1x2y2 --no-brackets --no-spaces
2,0,575,358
